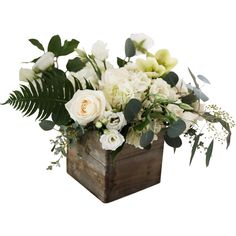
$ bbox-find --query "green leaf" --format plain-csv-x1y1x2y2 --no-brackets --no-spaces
48,35,62,56
189,134,202,165
125,38,135,58
66,57,85,72
197,75,211,84
29,39,44,51
193,87,209,102
60,39,79,56
39,120,55,131
179,103,194,111
163,71,179,87
117,57,128,67
140,130,154,148
124,98,142,123
181,93,198,105
164,135,182,148
134,118,150,131
167,119,186,138
206,139,214,167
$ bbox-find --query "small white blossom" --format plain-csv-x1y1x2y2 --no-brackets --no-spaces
33,52,54,72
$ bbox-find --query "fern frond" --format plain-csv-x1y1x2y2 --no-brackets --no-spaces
2,68,79,125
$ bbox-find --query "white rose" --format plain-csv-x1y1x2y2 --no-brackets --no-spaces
91,40,109,61
65,89,106,126
166,104,184,117
181,111,200,131
19,68,36,82
100,130,125,151
33,52,54,72
130,33,154,54
104,111,127,130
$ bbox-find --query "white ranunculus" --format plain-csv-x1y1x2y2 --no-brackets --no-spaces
181,111,200,131
99,130,125,151
104,111,127,131
91,40,109,61
65,90,106,126
19,68,36,82
33,52,54,72
130,33,154,53
166,104,184,117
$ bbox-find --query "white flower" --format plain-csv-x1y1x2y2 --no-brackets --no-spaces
181,111,200,131
150,79,177,101
130,33,154,54
33,52,54,72
166,104,184,117
104,111,127,130
192,102,205,115
91,40,109,61
175,79,188,95
65,89,106,126
19,68,36,82
100,130,125,151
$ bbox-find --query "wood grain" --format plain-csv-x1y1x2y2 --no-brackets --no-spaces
67,130,164,203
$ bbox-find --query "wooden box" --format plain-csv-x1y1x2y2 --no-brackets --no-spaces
67,131,164,203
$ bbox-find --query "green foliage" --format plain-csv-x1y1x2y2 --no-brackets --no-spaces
29,38,44,51
2,68,78,125
189,134,202,165
125,38,136,58
66,57,85,72
39,120,55,131
48,35,79,57
193,87,209,102
206,139,214,167
163,71,179,87
117,57,128,67
140,130,154,148
197,75,210,84
167,119,186,138
164,135,182,148
181,93,198,105
124,99,142,123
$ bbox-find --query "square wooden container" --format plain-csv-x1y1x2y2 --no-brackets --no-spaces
67,131,164,203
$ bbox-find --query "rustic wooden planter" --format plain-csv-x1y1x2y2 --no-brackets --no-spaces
67,131,164,203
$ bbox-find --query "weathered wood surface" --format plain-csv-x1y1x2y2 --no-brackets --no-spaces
67,130,164,203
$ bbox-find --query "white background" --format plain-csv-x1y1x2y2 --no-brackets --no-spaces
0,0,236,235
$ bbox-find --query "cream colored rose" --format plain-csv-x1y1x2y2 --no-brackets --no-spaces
65,90,106,126
99,130,125,150
166,104,184,117
33,52,54,72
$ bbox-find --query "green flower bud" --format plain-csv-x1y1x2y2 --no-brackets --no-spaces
179,103,194,111
95,121,103,129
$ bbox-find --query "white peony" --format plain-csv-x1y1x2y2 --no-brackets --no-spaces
166,104,184,117
33,52,54,72
19,68,36,82
65,89,106,126
181,111,200,131
91,40,109,61
104,111,127,131
99,130,125,151
130,33,154,53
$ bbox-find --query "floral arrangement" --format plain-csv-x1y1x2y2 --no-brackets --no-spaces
1,34,234,169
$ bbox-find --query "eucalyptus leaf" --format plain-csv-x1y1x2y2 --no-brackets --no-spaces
125,38,135,58
181,93,198,105
124,99,142,123
197,75,211,84
167,119,186,138
189,134,201,165
39,120,55,131
193,87,209,102
163,71,179,87
206,139,214,167
164,135,182,148
140,130,154,148
29,39,44,51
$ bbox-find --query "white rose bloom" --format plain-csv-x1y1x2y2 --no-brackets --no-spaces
91,40,109,61
19,68,36,82
33,52,54,72
100,130,125,151
130,33,154,53
65,89,106,126
104,111,127,131
166,104,184,117
175,79,188,95
181,111,200,131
